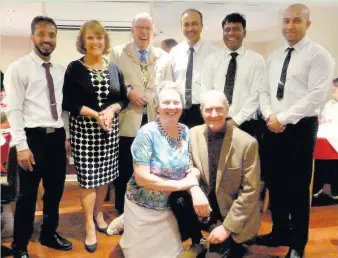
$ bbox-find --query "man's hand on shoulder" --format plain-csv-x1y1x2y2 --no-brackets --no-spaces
208,225,231,245
17,149,35,172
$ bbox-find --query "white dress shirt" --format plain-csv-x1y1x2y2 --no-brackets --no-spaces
170,39,218,105
322,99,338,124
260,37,335,125
4,51,66,151
201,46,265,125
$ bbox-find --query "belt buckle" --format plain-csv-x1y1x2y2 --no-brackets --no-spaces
46,127,55,134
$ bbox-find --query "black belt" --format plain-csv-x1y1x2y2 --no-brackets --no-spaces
25,127,64,134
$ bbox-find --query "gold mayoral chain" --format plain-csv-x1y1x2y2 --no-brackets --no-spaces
123,47,158,86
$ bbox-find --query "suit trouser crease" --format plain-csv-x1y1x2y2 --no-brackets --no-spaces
13,128,66,249
263,117,318,249
114,136,135,213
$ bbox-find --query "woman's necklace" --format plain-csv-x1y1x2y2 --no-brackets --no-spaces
80,57,108,81
156,118,182,149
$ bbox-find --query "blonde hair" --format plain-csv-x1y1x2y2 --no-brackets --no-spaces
76,20,111,55
154,81,184,110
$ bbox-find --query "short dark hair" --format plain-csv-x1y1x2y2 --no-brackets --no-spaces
181,9,203,25
333,78,338,86
221,13,246,29
31,16,57,34
162,38,178,49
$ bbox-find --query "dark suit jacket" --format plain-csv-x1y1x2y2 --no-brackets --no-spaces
62,58,129,116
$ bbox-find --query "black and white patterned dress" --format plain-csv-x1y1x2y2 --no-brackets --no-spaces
69,68,119,188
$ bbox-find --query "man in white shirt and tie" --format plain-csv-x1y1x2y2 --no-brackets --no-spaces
170,9,218,128
4,16,72,258
255,4,335,258
201,13,265,137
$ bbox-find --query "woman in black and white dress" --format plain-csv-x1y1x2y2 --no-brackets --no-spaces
62,20,128,252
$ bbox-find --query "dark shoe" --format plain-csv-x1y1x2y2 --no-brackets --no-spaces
94,217,108,234
39,231,72,251
13,250,30,258
84,241,98,253
285,248,304,258
254,232,290,247
177,238,207,258
12,245,30,258
200,217,217,232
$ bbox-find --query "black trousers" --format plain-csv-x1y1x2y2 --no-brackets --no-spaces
170,192,244,258
169,191,203,243
13,127,66,249
114,136,134,214
313,160,338,195
114,115,148,214
239,120,257,138
262,117,318,250
179,104,204,128
240,118,267,183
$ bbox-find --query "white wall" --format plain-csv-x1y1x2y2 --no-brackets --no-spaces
1,3,337,78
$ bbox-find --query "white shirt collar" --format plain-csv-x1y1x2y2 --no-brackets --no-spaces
135,44,151,54
182,39,203,54
225,45,244,57
29,50,55,67
284,36,309,52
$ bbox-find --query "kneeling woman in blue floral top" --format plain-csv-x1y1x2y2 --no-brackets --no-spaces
117,82,199,257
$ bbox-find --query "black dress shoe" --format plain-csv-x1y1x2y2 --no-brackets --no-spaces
285,248,304,258
84,241,98,253
13,249,30,258
39,231,72,251
94,217,108,234
254,232,290,247
200,217,217,231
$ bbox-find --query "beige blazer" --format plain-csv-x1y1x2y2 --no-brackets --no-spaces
110,43,173,137
189,123,261,243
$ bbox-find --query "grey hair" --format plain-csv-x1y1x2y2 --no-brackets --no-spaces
154,81,184,110
131,12,155,31
200,90,229,109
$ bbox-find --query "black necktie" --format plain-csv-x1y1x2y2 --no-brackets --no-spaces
42,62,58,121
277,47,294,100
185,47,194,109
224,52,238,104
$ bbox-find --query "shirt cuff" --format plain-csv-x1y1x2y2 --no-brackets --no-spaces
127,85,133,96
232,115,245,126
262,108,273,121
16,140,29,152
276,112,288,125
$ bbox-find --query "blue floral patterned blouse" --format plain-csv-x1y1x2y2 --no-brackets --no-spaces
125,121,190,211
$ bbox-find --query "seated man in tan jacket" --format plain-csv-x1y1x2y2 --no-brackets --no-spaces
171,90,261,258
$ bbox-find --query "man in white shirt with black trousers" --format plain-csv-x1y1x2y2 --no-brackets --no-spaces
170,8,218,128
255,4,335,258
201,12,265,137
5,16,72,258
